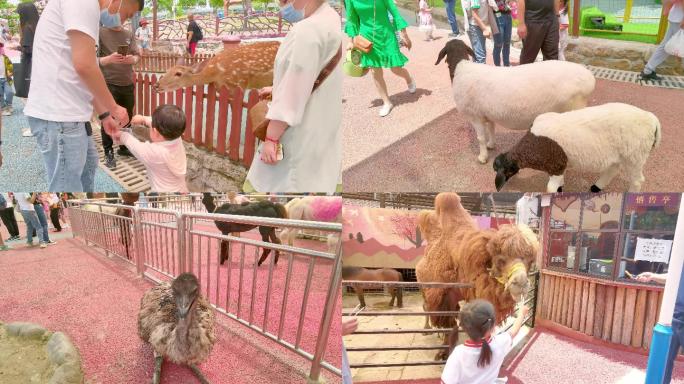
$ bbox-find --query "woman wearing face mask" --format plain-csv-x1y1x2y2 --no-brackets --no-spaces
243,0,343,193
345,0,415,117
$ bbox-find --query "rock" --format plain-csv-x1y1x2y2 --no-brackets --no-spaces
47,332,81,367
184,142,247,191
5,322,48,340
49,362,84,384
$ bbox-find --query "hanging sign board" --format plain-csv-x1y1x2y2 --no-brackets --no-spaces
634,237,673,263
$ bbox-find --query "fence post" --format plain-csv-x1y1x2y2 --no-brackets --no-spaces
308,231,344,383
571,0,580,37
656,6,668,44
134,206,145,276
624,0,633,23
178,213,187,274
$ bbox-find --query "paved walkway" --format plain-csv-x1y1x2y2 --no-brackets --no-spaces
0,98,124,191
342,26,684,192
358,327,684,383
0,225,341,383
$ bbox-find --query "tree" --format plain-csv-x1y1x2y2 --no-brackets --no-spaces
390,215,422,248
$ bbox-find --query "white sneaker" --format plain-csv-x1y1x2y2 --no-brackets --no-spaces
379,103,393,117
408,80,417,94
22,129,33,137
2,109,11,116
40,243,47,249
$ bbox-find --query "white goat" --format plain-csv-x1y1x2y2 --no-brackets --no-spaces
493,103,661,192
435,39,596,163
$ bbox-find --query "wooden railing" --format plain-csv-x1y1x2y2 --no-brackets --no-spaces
146,13,291,41
133,73,260,168
135,53,215,73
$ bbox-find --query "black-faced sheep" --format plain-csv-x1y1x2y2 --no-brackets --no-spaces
493,103,661,192
435,39,596,164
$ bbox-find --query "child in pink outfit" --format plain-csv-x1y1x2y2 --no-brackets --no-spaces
112,104,189,193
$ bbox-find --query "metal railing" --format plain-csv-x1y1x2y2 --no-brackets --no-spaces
68,201,343,382
341,271,540,369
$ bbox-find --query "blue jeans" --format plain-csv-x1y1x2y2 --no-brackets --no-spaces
468,25,487,64
443,0,460,34
20,210,45,245
664,314,684,383
0,78,13,109
493,13,513,66
33,204,50,243
28,117,98,192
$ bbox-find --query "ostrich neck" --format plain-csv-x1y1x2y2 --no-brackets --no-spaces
176,307,195,342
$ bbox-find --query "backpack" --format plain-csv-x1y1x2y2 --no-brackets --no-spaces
196,24,203,41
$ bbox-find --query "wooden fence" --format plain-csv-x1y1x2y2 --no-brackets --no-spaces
538,270,664,350
133,72,260,168
135,53,215,73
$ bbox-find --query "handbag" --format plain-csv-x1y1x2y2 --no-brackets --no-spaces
343,48,369,77
352,0,376,53
665,30,684,58
250,44,344,141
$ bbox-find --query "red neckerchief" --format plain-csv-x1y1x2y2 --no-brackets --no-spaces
463,336,493,348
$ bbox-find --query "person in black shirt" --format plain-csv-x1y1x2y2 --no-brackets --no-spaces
517,0,559,64
186,13,203,56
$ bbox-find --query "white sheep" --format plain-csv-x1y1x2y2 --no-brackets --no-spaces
435,39,596,164
493,103,661,192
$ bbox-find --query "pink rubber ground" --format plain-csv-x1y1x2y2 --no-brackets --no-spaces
362,328,684,384
343,28,684,192
0,225,341,384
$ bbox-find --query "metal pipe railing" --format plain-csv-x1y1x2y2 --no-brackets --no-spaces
68,201,343,382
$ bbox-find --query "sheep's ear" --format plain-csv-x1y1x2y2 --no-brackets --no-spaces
436,46,447,65
466,45,475,61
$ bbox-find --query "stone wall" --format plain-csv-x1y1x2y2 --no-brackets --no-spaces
184,142,247,192
563,36,683,75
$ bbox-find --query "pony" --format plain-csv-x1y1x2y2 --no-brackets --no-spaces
201,193,288,266
342,267,404,308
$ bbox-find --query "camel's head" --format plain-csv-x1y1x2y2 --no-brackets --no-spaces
154,58,210,93
486,224,539,302
172,273,200,319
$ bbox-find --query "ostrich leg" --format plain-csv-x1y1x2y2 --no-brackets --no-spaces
268,228,282,265
189,364,211,384
152,353,163,384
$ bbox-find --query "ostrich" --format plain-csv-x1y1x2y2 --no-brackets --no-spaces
138,273,216,384
201,193,288,266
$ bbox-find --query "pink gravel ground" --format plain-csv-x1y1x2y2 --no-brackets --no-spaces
342,27,684,192
0,223,342,384
361,329,684,384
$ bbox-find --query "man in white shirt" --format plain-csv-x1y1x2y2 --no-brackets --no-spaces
23,0,143,192
14,192,46,248
641,0,684,81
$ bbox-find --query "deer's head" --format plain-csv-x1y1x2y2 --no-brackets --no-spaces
154,57,210,93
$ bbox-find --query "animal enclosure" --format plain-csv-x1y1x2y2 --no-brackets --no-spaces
67,197,343,382
341,272,539,370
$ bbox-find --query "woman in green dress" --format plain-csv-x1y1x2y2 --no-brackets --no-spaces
345,0,416,117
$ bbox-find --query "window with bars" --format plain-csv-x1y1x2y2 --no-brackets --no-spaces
545,193,680,281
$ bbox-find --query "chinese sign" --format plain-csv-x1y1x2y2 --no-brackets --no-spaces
626,193,680,207
634,237,673,263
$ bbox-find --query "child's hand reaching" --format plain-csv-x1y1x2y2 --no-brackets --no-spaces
131,114,151,127
519,305,529,319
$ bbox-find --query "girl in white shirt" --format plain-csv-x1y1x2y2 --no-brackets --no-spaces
441,300,528,384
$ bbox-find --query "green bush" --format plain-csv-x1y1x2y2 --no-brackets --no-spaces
580,6,623,31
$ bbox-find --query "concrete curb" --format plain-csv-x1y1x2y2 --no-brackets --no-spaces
2,322,84,384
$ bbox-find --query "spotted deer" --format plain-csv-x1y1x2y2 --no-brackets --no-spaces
154,41,280,93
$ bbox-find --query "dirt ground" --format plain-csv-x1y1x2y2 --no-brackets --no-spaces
0,326,54,384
